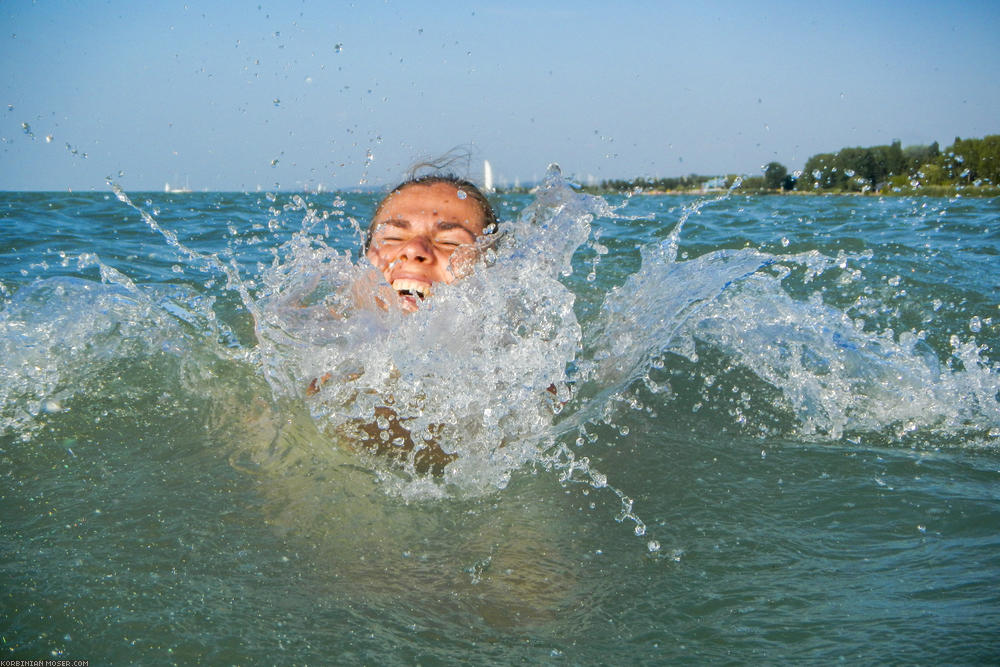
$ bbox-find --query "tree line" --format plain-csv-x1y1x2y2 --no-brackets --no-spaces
562,134,1000,196
792,135,999,193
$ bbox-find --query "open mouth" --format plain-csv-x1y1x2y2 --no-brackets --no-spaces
391,279,430,300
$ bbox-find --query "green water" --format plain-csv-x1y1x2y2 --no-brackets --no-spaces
2,185,998,663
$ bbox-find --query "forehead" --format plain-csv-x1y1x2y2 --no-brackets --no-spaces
375,182,486,231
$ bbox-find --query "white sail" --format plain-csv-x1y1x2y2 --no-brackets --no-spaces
483,160,494,192
165,176,192,193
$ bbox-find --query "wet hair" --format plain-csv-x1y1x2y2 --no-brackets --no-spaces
364,174,498,253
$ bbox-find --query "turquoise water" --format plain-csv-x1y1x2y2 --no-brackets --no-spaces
2,175,999,663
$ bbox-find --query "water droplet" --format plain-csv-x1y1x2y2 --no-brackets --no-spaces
969,316,982,333
334,43,343,53
456,190,467,200
647,540,661,553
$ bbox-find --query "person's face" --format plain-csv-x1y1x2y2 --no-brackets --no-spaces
366,182,487,311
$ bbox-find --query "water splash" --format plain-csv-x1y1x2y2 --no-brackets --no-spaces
108,183,299,391
686,276,1000,441
6,174,996,553
255,165,592,497
0,273,233,440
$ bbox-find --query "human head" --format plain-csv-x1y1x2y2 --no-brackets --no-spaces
365,175,497,251
365,175,497,311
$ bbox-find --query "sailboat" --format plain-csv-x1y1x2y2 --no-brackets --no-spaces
483,160,494,192
164,176,192,193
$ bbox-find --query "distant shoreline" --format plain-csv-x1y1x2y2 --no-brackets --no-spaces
2,185,998,199
621,186,1000,198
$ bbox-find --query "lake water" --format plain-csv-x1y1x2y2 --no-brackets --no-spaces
2,172,999,663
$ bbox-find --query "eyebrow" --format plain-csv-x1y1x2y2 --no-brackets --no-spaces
374,218,478,237
435,220,477,235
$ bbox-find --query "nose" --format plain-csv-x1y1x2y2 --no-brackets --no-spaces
397,235,434,263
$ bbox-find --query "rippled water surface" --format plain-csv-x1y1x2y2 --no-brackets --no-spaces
2,179,998,663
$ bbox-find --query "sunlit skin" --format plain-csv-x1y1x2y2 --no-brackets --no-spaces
365,181,488,312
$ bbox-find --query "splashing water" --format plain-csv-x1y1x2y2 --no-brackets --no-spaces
242,166,999,523
3,172,998,545
252,165,596,498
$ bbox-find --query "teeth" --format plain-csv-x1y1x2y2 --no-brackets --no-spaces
391,279,430,298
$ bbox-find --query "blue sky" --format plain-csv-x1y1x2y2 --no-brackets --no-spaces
2,0,998,191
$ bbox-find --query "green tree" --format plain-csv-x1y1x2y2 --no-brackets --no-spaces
888,140,906,175
915,163,947,186
800,152,837,190
762,162,788,190
904,142,940,172
944,135,1000,184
